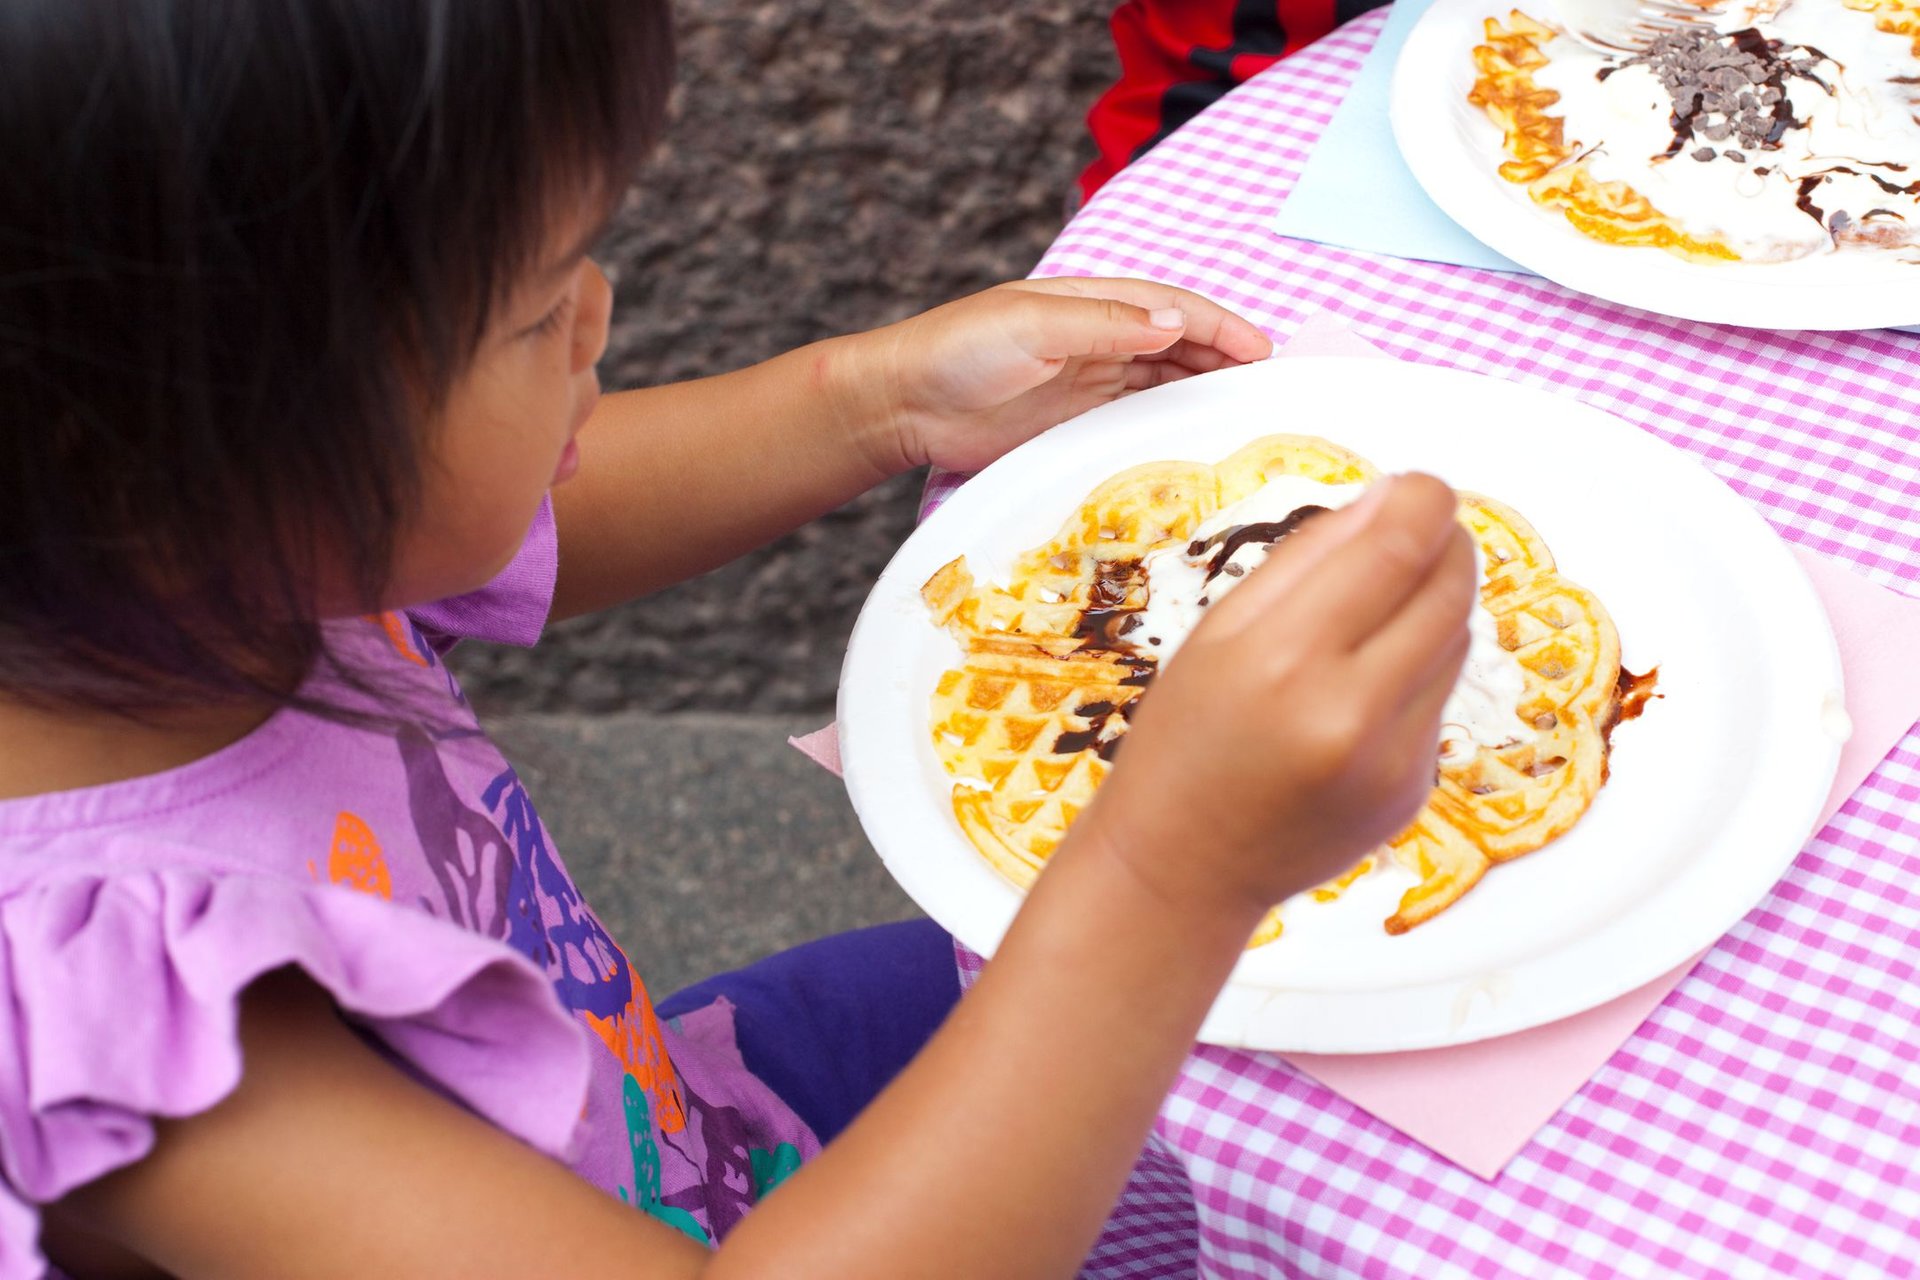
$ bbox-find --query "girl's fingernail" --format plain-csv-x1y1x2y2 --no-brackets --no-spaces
1148,307,1186,329
1349,475,1396,520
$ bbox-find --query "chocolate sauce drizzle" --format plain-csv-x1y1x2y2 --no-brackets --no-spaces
1796,166,1920,230
1051,506,1331,758
1071,557,1145,649
1599,28,1827,163
1594,27,1920,239
1186,505,1332,583
1598,665,1661,784
1049,662,1156,761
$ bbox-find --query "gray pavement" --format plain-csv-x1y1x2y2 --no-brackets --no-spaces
446,0,1115,720
487,711,922,996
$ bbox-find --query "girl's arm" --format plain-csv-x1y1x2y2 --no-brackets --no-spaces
60,477,1473,1280
546,278,1273,620
545,337,894,620
61,844,1246,1280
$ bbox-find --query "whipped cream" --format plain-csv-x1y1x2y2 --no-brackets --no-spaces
1133,478,1368,660
1531,1,1920,260
1443,587,1534,763
1129,478,1532,762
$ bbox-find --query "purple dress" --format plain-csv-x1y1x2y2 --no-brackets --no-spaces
0,501,819,1278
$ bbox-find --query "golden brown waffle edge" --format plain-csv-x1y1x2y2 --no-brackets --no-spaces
1843,0,1920,57
925,434,1625,944
1468,10,1741,263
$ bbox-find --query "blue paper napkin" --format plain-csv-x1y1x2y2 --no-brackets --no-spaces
1272,0,1526,273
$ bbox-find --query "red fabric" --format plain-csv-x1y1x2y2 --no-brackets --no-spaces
1079,0,1352,201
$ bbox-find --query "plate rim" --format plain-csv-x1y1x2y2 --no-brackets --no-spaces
1387,0,1920,331
839,356,1845,1052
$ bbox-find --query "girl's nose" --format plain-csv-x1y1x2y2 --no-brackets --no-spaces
572,260,613,374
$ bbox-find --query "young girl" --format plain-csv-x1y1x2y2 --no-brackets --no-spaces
0,3,1473,1277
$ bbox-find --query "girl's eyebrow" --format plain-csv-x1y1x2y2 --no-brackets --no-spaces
539,214,615,284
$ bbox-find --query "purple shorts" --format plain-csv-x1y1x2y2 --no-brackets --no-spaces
655,918,962,1144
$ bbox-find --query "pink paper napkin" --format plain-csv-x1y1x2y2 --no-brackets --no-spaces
790,724,841,775
794,314,1920,1178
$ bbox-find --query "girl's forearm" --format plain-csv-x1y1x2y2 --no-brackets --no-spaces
709,823,1262,1280
548,337,898,620
78,835,1252,1280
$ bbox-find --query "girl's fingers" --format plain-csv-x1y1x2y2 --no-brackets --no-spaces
1123,361,1182,391
1190,487,1389,643
1121,356,1222,391
1379,626,1470,803
1252,474,1462,651
1130,337,1239,374
1384,596,1474,745
999,290,1187,363
1005,278,1274,365
1355,525,1477,706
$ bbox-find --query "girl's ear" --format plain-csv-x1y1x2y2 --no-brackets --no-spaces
572,263,615,375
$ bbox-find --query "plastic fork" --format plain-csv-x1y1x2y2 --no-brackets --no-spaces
1555,0,1717,54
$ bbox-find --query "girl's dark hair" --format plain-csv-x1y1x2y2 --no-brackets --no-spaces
0,0,671,715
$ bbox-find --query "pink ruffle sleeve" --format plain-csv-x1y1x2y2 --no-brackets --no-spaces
0,868,591,1279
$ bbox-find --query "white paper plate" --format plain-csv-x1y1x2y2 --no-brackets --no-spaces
1390,0,1920,331
839,358,1844,1052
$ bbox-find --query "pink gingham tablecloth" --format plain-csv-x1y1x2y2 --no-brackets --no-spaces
933,10,1920,1278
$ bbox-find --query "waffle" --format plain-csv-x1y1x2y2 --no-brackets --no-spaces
925,434,1629,944
1469,5,1920,261
923,434,1377,647
1381,494,1621,932
1468,11,1741,262
1845,0,1920,55
930,635,1140,881
926,435,1377,945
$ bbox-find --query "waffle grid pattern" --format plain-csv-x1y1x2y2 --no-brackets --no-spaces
935,10,1920,1275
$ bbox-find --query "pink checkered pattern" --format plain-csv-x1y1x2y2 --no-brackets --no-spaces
939,11,1920,1277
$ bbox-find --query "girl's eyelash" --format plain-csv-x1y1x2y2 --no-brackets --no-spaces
528,295,574,338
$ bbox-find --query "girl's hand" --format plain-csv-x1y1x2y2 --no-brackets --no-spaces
1073,474,1477,925
842,278,1274,475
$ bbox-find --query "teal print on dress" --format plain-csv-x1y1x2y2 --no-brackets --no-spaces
618,1075,710,1243
749,1142,802,1197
